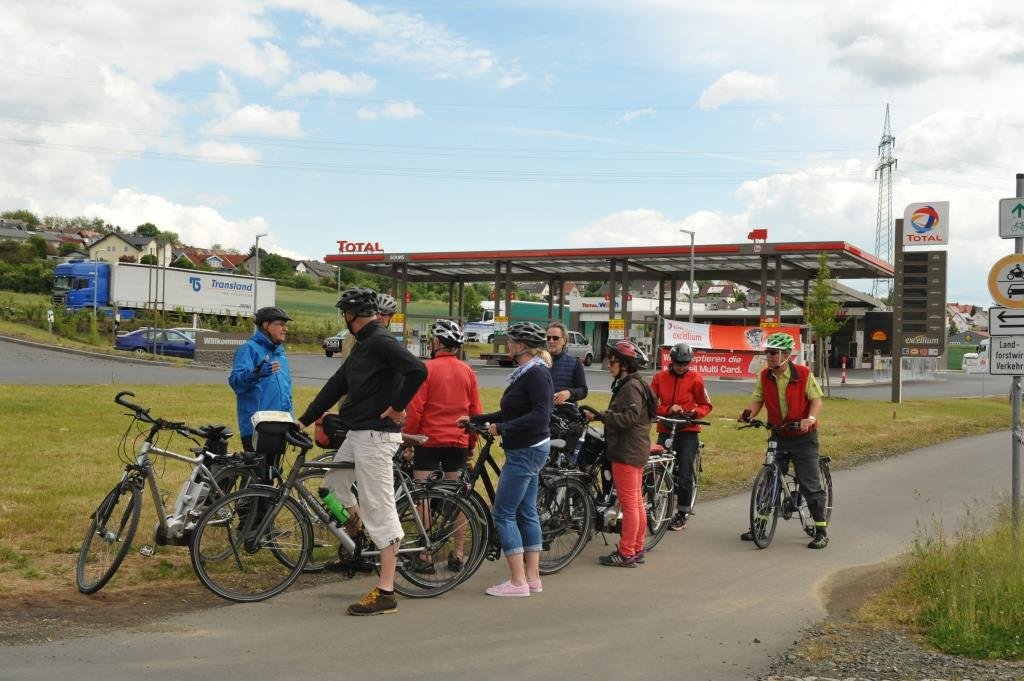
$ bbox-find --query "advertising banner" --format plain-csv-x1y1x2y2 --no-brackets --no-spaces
660,320,803,379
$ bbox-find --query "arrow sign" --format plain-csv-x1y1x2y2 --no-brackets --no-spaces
990,306,1024,335
999,198,1024,238
1015,204,1024,218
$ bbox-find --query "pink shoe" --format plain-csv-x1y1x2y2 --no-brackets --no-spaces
527,579,542,593
485,580,530,597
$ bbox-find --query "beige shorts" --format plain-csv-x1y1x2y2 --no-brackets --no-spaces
324,429,404,548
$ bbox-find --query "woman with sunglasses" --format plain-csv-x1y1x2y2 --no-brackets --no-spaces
738,332,828,549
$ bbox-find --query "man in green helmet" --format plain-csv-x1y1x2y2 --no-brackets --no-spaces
738,332,829,549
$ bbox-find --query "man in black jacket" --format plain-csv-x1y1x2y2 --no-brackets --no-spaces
298,287,427,615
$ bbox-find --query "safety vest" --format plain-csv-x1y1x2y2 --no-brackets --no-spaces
761,362,816,437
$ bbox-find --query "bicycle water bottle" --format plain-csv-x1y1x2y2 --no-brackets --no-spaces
318,487,350,526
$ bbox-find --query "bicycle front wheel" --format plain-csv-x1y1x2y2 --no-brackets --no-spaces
538,476,594,574
393,488,485,598
749,466,780,549
189,487,311,603
76,480,142,594
644,463,675,550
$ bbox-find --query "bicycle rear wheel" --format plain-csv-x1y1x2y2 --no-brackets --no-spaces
393,488,484,598
189,487,311,602
76,479,142,594
538,476,594,574
748,466,780,549
292,469,343,572
644,463,675,550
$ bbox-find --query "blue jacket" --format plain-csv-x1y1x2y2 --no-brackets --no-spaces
474,363,553,450
229,330,293,437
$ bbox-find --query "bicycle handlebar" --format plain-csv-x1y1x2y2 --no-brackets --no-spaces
113,390,191,437
656,415,710,427
739,418,802,433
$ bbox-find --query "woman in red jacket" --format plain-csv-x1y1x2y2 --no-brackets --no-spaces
650,342,713,531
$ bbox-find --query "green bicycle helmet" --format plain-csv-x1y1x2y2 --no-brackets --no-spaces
764,332,795,351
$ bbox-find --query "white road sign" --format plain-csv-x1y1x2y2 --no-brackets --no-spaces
988,307,1024,336
999,198,1024,239
990,336,1024,375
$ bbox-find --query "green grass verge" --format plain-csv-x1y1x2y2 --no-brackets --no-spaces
880,505,1024,659
0,385,1012,601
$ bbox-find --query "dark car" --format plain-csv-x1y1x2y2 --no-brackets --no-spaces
115,328,195,358
322,330,349,357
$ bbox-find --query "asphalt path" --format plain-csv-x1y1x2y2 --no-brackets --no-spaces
2,431,1013,681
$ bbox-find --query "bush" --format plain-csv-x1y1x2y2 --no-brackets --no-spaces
0,261,54,293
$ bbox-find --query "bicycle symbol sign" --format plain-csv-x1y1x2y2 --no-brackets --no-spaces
988,253,1024,309
999,198,1024,239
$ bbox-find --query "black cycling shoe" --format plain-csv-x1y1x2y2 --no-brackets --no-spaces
807,530,829,549
740,530,755,541
447,554,464,573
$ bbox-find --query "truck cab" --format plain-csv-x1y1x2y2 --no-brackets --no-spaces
51,261,110,311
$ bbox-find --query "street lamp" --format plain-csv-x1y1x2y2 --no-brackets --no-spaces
679,229,695,323
253,233,267,313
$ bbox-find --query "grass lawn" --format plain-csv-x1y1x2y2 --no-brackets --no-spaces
0,384,1011,602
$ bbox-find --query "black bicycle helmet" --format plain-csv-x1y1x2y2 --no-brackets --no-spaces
254,306,292,325
431,318,465,347
669,342,694,363
506,321,547,348
607,340,648,372
336,287,378,316
376,293,399,315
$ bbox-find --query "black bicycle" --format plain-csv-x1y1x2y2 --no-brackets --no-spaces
742,418,833,549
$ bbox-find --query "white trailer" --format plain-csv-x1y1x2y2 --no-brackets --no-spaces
110,263,276,317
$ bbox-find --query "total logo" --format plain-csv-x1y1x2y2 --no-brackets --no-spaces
903,201,949,246
909,205,940,234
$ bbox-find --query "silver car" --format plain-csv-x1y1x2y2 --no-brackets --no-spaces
322,330,349,357
564,331,594,366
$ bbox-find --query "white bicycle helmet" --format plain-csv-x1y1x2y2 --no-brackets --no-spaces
376,293,399,315
431,319,465,347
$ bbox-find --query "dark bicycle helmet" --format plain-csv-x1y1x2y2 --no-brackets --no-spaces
506,321,547,348
376,293,399,315
336,287,378,316
254,306,292,325
607,340,648,372
669,342,694,363
431,318,465,347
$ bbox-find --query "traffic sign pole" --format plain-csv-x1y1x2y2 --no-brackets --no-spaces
1015,173,1023,545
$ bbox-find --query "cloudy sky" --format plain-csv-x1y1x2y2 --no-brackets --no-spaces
1,0,1021,305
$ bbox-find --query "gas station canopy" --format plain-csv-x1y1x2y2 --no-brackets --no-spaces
325,240,893,308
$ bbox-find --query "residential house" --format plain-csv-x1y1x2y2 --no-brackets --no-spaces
294,259,336,280
88,232,174,264
174,247,247,271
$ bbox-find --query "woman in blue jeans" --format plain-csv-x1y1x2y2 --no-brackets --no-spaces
460,321,553,597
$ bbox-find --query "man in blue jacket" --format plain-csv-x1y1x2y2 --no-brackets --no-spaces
229,306,294,452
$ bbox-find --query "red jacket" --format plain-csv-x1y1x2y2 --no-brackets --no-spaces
650,368,713,433
405,354,482,447
761,362,817,438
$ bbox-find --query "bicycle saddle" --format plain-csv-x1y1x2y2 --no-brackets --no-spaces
196,424,233,441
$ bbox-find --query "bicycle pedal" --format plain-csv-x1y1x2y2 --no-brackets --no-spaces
139,545,155,557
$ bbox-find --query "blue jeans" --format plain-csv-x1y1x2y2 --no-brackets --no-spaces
492,443,549,555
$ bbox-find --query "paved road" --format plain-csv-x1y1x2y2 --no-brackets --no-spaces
0,338,1011,399
2,431,1013,681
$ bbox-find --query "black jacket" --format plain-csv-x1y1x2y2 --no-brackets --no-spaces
299,321,427,432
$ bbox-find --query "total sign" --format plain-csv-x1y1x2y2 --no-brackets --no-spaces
903,201,949,246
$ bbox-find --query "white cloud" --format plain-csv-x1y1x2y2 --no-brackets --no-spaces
195,141,262,165
616,108,658,126
826,0,1024,86
568,208,752,247
297,35,324,49
357,100,424,120
278,70,377,96
267,0,380,32
82,189,271,252
697,70,782,109
205,105,303,137
497,72,529,90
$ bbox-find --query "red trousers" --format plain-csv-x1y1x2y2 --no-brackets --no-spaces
611,461,647,556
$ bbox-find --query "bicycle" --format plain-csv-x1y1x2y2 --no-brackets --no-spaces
189,425,485,602
76,391,257,594
656,414,708,520
741,418,833,549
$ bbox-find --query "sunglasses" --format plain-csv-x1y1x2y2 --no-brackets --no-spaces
765,349,784,355
546,335,563,341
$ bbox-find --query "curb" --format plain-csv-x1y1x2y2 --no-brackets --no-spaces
0,333,178,367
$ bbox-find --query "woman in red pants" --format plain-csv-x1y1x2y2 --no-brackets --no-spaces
584,340,656,567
